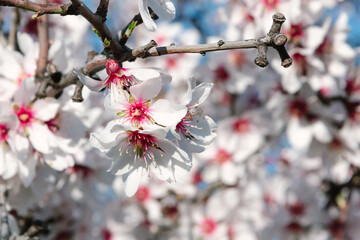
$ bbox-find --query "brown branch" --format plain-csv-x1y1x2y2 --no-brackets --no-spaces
70,0,123,59
95,0,109,23
52,55,107,89
0,0,77,16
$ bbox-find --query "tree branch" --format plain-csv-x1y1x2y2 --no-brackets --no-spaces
127,13,293,68
0,0,77,16
95,0,109,23
70,0,123,59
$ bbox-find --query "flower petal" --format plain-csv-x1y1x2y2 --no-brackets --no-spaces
73,68,104,92
32,98,60,121
130,77,162,101
138,0,157,31
147,0,176,21
122,167,145,197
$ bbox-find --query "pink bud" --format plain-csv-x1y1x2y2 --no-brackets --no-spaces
106,59,121,75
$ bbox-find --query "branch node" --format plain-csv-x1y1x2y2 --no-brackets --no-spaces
274,33,287,46
200,51,206,56
217,40,225,47
170,43,175,46
254,44,268,68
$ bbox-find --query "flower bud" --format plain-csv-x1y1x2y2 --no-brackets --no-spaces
106,59,121,75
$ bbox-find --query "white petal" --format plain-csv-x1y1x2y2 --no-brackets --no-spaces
33,98,60,121
44,150,74,171
122,167,144,197
89,120,127,152
221,162,238,185
147,0,176,21
104,84,127,112
73,69,104,92
287,117,312,151
157,139,191,184
130,77,162,101
188,83,213,107
28,122,53,154
312,120,332,143
18,155,37,187
138,0,157,31
151,99,187,127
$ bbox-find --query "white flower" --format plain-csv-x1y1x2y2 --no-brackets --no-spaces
138,0,176,31
89,120,191,197
74,59,171,99
172,78,217,153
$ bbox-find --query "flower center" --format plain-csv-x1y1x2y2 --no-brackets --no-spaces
287,202,305,216
214,149,231,164
176,110,203,140
201,218,217,235
118,99,153,128
0,124,9,142
288,99,308,118
232,118,249,133
262,0,279,10
121,131,162,165
136,186,150,202
14,105,34,128
214,65,230,82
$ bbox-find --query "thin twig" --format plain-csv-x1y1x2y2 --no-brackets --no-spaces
0,0,77,16
127,13,292,68
7,7,19,49
36,0,49,79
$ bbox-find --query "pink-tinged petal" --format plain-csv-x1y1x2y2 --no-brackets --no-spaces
138,0,157,31
122,167,145,197
151,99,187,127
188,83,213,107
130,78,162,101
18,155,37,187
287,117,312,151
14,78,37,104
28,122,53,154
73,69,104,92
32,98,60,121
147,0,176,21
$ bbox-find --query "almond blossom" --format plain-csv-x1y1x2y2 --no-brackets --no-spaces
90,121,191,197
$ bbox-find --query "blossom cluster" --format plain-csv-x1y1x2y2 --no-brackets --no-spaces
75,59,216,196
